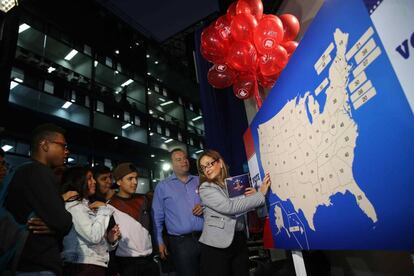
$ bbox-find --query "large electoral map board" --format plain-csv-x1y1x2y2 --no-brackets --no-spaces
244,0,414,249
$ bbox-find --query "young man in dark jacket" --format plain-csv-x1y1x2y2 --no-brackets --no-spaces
4,123,73,275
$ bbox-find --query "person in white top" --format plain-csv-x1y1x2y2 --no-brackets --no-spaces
61,166,121,276
108,162,159,276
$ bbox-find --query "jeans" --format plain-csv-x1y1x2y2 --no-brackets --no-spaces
168,233,201,276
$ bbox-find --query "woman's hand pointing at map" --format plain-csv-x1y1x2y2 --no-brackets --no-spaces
260,173,271,195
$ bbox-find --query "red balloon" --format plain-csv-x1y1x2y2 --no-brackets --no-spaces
236,0,263,21
258,71,278,88
273,44,289,68
258,45,288,76
230,13,258,42
214,16,231,43
227,40,258,72
233,74,255,99
226,2,237,22
279,14,300,41
201,25,229,64
258,54,280,77
253,15,284,54
282,40,298,56
200,46,224,64
207,64,237,89
215,15,230,30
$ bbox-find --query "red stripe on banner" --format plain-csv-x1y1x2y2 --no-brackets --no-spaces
263,216,276,249
243,127,255,160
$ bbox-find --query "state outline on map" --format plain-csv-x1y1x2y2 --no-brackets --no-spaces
270,201,310,250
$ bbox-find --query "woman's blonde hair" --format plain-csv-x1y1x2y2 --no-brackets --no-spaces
197,149,229,187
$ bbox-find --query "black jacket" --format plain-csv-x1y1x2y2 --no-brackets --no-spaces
4,161,72,275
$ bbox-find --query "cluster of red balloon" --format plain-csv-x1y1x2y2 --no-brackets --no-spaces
201,0,300,108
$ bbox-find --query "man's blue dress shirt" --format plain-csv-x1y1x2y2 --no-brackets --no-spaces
152,173,204,245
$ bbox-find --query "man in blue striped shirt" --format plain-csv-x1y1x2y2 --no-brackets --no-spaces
152,148,203,276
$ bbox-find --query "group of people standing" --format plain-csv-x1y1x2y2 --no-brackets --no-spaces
2,123,271,276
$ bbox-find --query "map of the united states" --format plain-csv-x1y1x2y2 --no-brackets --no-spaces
258,29,378,234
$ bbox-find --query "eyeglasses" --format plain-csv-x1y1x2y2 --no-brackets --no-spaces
48,140,68,150
199,159,219,172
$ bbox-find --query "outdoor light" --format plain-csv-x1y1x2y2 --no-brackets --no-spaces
64,49,78,61
18,23,30,33
10,81,19,90
160,101,173,107
62,101,72,109
162,163,171,171
192,116,202,122
0,0,18,13
1,145,13,152
121,79,133,87
122,123,132,129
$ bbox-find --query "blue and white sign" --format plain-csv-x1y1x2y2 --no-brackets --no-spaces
248,0,414,249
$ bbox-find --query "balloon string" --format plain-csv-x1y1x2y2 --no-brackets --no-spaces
254,80,262,109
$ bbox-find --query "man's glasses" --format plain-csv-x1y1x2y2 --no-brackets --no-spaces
48,140,68,150
199,159,219,172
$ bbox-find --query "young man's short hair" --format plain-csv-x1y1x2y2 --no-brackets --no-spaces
92,165,111,180
31,123,66,153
